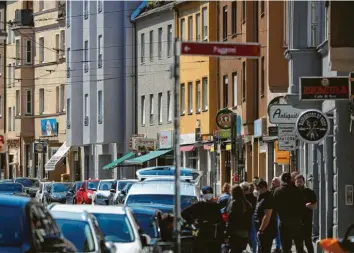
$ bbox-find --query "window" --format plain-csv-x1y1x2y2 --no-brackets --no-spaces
158,93,162,124
16,90,20,115
67,2,70,27
39,37,44,63
149,94,154,124
242,61,246,100
26,89,32,114
97,0,102,13
60,84,65,111
141,95,145,125
202,78,208,110
84,0,88,19
223,6,228,40
158,28,162,59
8,64,11,88
223,76,228,108
60,30,65,58
12,107,15,130
232,1,237,35
167,25,172,57
15,40,20,65
0,11,3,31
310,1,318,47
261,0,265,14
261,56,265,96
167,91,172,122
324,2,329,40
188,82,193,114
67,48,70,77
84,40,88,72
98,35,102,68
180,84,185,114
39,88,44,114
55,34,60,61
232,72,238,107
141,33,145,63
98,90,102,123
188,16,193,41
56,86,59,112
242,0,246,22
196,13,201,41
12,62,15,87
8,107,11,131
180,19,185,40
66,99,71,128
149,30,153,61
84,94,88,117
7,26,11,44
196,80,201,113
202,8,208,40
39,0,44,11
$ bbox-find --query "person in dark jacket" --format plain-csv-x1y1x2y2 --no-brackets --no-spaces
270,177,281,253
218,183,231,213
241,182,257,253
226,185,253,253
273,172,304,253
182,186,224,253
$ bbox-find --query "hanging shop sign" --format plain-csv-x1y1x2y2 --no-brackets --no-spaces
41,118,58,137
268,104,303,124
268,126,278,136
216,108,233,129
159,130,173,149
33,142,47,153
299,77,350,101
274,141,290,165
131,137,156,152
295,109,330,144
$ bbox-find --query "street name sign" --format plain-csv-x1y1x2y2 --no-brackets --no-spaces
180,41,261,58
278,124,295,137
278,140,296,151
268,104,303,124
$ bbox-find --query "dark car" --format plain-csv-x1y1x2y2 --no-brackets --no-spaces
14,177,40,197
0,183,30,197
0,194,76,252
65,181,83,204
46,183,71,204
116,182,135,204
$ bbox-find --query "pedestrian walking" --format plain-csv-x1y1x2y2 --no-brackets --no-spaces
273,172,304,253
291,172,299,186
295,175,317,253
218,183,231,217
241,182,257,253
270,177,281,253
181,186,225,253
254,180,277,253
226,185,253,253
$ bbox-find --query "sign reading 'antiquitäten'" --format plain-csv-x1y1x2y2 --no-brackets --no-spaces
300,77,350,100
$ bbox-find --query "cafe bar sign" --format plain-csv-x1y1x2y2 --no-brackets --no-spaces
299,76,351,101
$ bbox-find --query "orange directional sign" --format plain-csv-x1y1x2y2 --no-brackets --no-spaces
181,41,261,58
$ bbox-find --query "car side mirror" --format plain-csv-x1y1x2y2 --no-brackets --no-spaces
140,234,149,247
110,189,116,193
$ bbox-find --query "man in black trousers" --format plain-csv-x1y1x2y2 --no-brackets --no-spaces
273,172,304,253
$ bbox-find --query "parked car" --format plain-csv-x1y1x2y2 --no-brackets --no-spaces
0,194,76,252
48,204,149,253
46,183,71,204
116,182,135,204
49,206,116,253
93,179,115,205
14,177,40,197
136,167,203,184
65,181,83,204
0,182,30,197
108,179,138,205
35,182,52,204
125,178,201,213
76,179,100,204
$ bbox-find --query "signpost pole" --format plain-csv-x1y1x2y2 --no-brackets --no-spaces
173,38,181,253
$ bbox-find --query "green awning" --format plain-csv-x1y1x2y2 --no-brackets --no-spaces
125,149,172,165
103,152,135,169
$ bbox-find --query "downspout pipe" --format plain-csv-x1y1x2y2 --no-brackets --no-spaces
133,21,137,136
3,2,6,179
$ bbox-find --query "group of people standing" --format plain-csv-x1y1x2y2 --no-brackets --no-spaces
181,171,317,253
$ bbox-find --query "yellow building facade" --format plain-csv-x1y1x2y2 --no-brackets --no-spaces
175,2,218,187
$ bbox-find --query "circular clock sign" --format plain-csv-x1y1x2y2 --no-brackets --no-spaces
216,108,233,129
295,109,330,144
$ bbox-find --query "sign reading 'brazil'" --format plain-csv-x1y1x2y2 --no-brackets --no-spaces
268,105,303,124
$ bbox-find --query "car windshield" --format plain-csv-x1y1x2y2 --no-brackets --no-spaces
126,194,197,209
133,213,158,238
139,169,200,180
0,206,23,246
99,181,113,191
0,184,23,192
118,181,134,191
52,184,69,193
15,178,39,188
92,213,134,243
87,181,99,190
55,219,95,252
75,182,83,190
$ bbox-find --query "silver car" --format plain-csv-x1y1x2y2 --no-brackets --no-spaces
108,179,138,205
93,179,115,205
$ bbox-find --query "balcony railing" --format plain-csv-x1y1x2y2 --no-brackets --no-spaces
84,116,89,126
98,54,102,68
14,9,34,27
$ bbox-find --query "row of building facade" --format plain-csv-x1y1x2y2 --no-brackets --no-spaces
0,0,354,242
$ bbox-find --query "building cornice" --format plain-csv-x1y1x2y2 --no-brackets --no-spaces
284,48,318,60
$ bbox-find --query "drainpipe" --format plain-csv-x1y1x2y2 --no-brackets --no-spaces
3,3,7,179
133,22,137,136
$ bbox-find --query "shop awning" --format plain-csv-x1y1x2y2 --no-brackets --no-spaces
103,152,135,170
180,145,195,152
45,142,70,171
203,145,213,150
125,149,172,165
